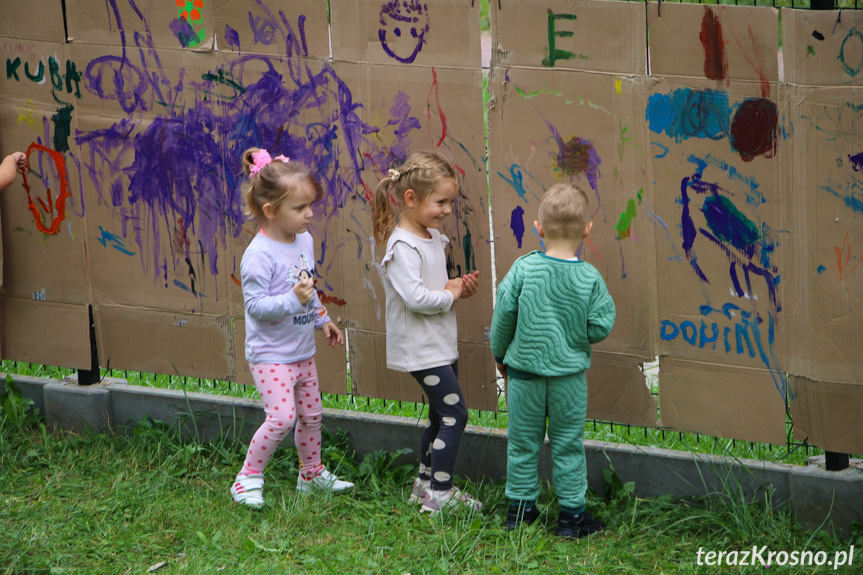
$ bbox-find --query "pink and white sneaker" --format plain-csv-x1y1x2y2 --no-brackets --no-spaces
408,477,431,504
420,486,482,514
231,473,265,508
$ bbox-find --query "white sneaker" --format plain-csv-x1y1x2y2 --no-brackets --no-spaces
296,466,355,492
231,473,265,508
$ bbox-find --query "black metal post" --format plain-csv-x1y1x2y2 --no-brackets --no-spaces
810,0,835,10
825,451,850,471
77,305,100,385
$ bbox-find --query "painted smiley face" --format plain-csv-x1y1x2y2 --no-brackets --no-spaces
378,1,430,64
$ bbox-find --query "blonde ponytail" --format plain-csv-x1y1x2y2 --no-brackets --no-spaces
373,176,397,245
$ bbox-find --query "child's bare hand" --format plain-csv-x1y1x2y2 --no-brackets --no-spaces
461,271,480,299
293,278,315,305
11,152,26,174
495,361,508,381
445,278,464,301
322,321,344,347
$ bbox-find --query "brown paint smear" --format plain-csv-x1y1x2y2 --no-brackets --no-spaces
700,7,728,81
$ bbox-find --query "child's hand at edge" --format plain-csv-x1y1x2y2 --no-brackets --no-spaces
460,270,480,299
322,321,344,347
11,151,26,174
445,277,464,302
293,278,315,305
495,361,508,381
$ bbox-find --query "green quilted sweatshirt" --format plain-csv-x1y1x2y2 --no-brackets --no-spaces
490,251,616,378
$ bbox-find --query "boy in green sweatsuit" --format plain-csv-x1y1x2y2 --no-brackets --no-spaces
490,183,616,538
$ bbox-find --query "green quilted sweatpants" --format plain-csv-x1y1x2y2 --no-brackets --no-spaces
505,371,588,511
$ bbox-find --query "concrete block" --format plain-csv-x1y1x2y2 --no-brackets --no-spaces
2,373,50,417
108,382,264,442
788,463,863,537
586,441,793,506
43,381,112,434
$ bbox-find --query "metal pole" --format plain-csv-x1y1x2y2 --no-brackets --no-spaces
77,305,100,385
810,0,835,10
825,452,850,471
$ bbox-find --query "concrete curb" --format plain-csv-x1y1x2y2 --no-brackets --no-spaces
8,373,862,538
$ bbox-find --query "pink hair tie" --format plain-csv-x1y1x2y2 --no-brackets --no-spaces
249,149,290,176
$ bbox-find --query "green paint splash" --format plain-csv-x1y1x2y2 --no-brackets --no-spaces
614,189,643,240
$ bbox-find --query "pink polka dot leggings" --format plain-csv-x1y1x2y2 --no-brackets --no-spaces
238,359,323,478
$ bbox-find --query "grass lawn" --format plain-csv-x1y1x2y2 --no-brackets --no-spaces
2,404,859,575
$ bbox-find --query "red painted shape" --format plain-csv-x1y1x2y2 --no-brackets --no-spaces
21,143,69,235
700,7,728,81
427,67,447,147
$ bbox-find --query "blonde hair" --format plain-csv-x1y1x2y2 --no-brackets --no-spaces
538,183,590,239
240,148,324,224
372,151,457,244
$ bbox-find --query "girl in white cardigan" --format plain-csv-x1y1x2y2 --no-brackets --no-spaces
373,150,481,514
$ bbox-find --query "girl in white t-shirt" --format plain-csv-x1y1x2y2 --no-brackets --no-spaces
373,150,481,514
231,148,353,508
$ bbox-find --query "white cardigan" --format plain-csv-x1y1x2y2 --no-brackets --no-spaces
381,227,458,372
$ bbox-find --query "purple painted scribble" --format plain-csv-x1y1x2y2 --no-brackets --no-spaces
76,0,420,297
544,120,605,221
169,17,195,48
378,0,430,64
850,150,863,172
247,1,309,58
510,206,525,248
225,25,241,51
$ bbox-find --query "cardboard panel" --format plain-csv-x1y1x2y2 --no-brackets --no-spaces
67,0,216,51
78,107,233,317
648,3,779,84
213,0,329,58
783,9,863,87
790,376,863,454
0,39,74,104
659,357,786,445
649,75,789,398
488,65,656,359
331,0,481,68
0,101,89,304
96,305,233,379
0,297,91,369
587,351,658,427
204,52,349,319
0,1,66,43
789,85,863,386
349,329,498,412
491,0,647,74
332,61,492,342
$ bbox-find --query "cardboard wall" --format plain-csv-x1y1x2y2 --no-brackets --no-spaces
1,1,862,450
783,9,863,452
645,4,789,444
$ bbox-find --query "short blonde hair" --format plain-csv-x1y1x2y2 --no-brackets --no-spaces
538,183,590,239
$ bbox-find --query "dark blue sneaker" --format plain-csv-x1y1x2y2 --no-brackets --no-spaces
506,504,540,530
556,510,604,538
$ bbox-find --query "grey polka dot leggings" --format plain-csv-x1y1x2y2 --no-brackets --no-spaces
410,361,468,492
